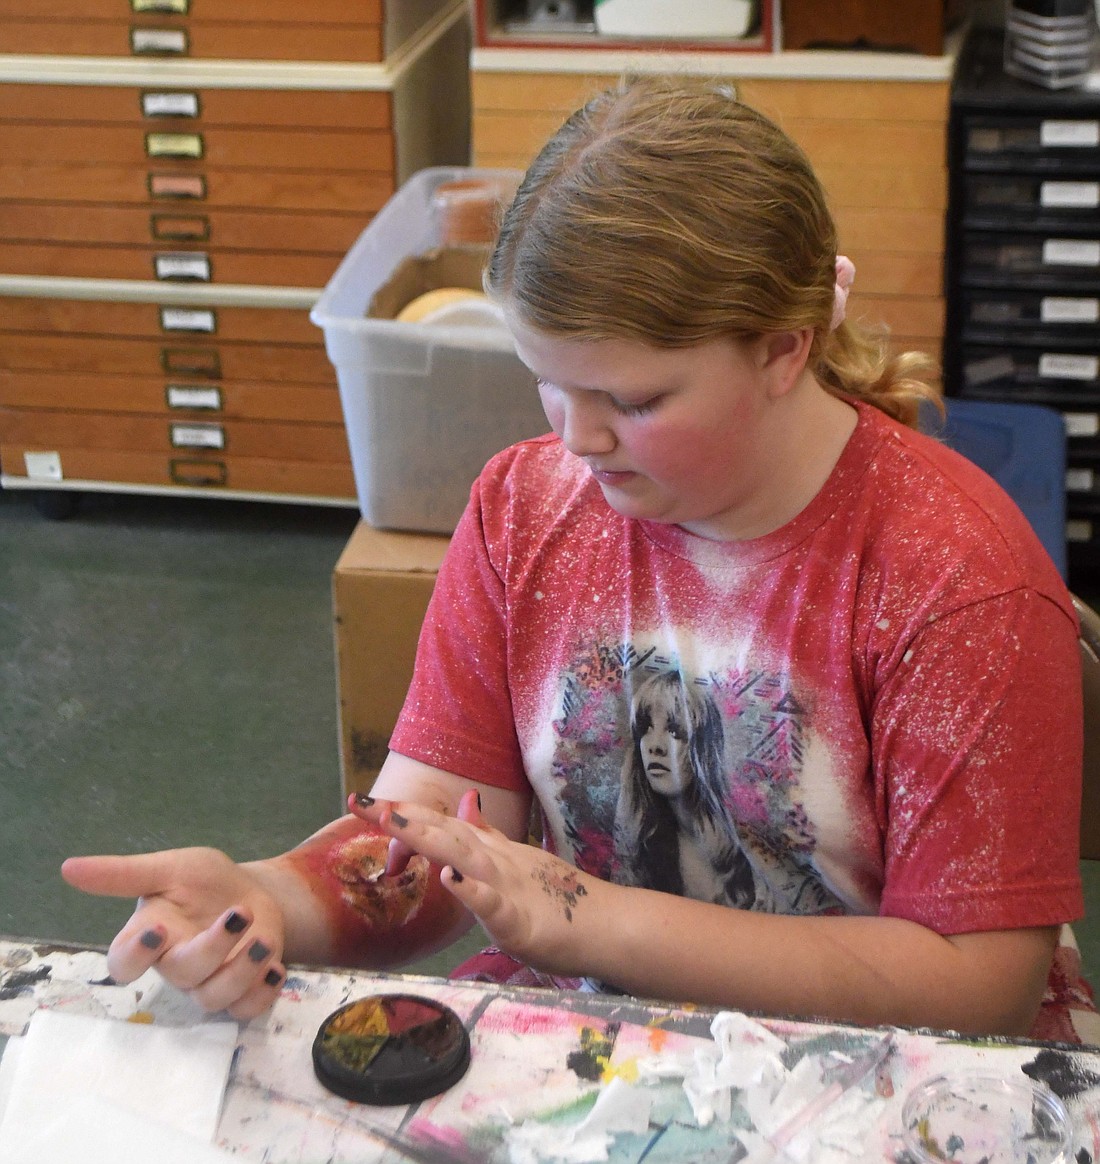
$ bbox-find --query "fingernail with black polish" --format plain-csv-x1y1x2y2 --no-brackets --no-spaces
224,911,248,934
247,940,271,963
390,811,409,828
264,968,283,987
140,929,164,950
354,792,375,808
476,792,482,811
450,867,464,883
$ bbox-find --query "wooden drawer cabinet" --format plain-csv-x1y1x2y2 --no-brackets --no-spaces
0,286,356,503
0,0,471,508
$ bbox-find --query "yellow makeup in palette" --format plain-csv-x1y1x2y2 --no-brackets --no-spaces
312,994,471,1105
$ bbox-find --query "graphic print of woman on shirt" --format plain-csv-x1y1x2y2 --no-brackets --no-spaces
614,669,758,908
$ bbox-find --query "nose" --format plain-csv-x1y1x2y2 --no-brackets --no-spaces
557,393,616,458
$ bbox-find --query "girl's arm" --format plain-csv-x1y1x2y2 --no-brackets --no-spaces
60,755,532,1019
359,797,1057,1037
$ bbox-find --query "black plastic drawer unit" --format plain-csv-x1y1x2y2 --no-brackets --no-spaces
947,28,1100,576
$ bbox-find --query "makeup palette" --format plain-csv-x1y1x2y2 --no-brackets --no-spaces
312,994,471,1106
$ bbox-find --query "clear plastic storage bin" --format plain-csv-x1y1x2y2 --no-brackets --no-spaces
311,167,548,533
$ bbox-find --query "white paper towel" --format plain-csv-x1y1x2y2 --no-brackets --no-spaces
0,1009,238,1162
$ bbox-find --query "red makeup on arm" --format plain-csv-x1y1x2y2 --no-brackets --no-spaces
247,813,472,969
244,755,531,971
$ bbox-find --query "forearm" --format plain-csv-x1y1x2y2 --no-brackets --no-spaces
245,814,472,969
572,879,1055,1036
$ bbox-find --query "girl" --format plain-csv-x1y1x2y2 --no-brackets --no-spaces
63,76,1096,1042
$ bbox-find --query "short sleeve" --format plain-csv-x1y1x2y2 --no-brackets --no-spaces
876,587,1083,933
388,481,530,792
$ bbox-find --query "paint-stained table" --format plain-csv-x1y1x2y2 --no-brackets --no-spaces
1,936,1099,1163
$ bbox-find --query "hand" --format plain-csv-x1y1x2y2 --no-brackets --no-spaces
61,848,286,1020
350,790,598,978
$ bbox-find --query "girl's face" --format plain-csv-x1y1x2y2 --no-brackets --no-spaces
638,702,692,797
508,318,780,541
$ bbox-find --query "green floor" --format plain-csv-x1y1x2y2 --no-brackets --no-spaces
2,484,1098,988
0,486,484,976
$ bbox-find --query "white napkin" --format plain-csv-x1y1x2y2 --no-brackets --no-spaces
0,1010,238,1162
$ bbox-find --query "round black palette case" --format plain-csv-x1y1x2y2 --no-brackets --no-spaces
312,993,472,1105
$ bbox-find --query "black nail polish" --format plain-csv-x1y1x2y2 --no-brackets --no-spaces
450,868,464,883
264,968,283,987
140,929,164,950
248,940,271,963
354,792,375,808
390,811,409,828
476,792,482,811
224,911,248,935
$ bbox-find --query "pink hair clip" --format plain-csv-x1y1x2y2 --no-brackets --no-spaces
830,256,856,332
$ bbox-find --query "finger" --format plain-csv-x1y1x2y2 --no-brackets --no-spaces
381,804,474,869
105,912,177,984
456,788,485,827
384,837,416,877
442,867,512,937
225,962,286,1021
156,907,259,990
61,852,180,900
188,937,280,1014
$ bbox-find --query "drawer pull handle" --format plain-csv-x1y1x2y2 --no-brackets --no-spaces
148,172,206,200
154,252,210,282
142,91,200,119
160,306,216,333
131,27,189,55
166,384,222,411
146,132,203,159
151,213,210,242
170,458,227,488
132,0,189,12
170,423,225,451
161,347,221,378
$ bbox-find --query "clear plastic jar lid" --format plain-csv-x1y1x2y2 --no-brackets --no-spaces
901,1071,1075,1164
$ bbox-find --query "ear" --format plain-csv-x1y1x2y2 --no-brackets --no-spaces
756,329,814,399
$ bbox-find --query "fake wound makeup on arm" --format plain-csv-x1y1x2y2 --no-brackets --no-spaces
274,814,458,968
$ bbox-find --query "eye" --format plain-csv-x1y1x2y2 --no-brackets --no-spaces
610,394,663,417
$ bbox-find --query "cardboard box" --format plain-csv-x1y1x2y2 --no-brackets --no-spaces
332,521,450,797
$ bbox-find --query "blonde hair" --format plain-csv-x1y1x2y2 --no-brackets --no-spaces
486,75,938,428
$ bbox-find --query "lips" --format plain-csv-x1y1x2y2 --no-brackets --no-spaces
589,465,635,487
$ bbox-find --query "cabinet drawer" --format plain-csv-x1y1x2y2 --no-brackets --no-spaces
0,122,395,173
961,344,1100,396
961,173,1100,228
1,442,357,500
960,230,1100,288
1,332,333,384
962,115,1100,174
961,288,1100,340
0,0,382,22
0,20,384,63
0,0,449,61
0,161,393,215
0,241,341,287
0,370,343,424
1066,451,1100,502
0,296,320,345
0,407,349,462
2,83,393,131
3,203,363,258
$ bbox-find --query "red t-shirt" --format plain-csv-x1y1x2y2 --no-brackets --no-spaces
391,402,1083,940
